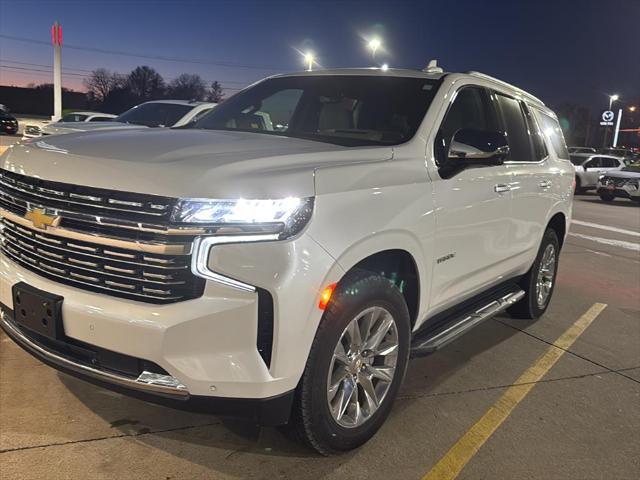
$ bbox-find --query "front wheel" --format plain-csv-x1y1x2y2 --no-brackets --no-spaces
599,193,615,202
509,228,560,319
287,272,410,455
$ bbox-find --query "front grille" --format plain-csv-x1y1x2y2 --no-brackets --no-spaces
602,176,629,187
0,215,204,304
0,169,177,230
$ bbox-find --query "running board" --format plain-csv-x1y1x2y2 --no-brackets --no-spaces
410,287,525,357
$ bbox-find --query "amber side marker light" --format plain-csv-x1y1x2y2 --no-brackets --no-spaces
318,283,337,310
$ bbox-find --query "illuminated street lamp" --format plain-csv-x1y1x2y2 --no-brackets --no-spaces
303,52,315,71
629,106,637,112
381,63,389,71
609,94,619,110
368,37,382,57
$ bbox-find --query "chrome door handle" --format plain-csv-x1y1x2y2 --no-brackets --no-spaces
494,184,511,193
538,180,552,189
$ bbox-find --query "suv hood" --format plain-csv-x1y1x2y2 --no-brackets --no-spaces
42,121,145,135
603,169,640,179
1,128,392,198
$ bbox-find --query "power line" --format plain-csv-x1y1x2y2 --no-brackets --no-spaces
0,34,290,71
0,64,245,90
1,59,94,73
1,63,249,87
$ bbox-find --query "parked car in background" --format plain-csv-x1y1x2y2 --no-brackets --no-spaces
597,164,640,203
0,110,18,135
0,67,573,454
22,101,216,138
568,146,596,154
23,111,117,138
570,153,627,193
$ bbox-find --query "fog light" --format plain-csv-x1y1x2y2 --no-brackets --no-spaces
136,371,187,390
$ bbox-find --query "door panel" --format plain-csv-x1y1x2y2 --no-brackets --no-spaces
430,166,513,311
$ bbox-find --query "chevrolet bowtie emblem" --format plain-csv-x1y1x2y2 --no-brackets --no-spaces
24,208,61,230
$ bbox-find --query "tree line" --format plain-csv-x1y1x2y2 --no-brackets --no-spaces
82,66,225,114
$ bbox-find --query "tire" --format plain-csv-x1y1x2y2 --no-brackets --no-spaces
509,228,560,320
286,271,411,455
599,193,615,202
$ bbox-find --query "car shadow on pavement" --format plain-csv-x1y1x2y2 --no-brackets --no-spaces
58,313,524,474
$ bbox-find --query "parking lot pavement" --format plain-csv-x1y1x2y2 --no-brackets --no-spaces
1,194,639,480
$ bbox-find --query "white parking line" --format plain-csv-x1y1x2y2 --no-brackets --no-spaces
571,220,640,238
569,232,640,252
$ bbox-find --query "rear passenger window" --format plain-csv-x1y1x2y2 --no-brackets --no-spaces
523,105,548,161
602,158,618,168
495,94,534,162
538,112,570,159
435,86,498,165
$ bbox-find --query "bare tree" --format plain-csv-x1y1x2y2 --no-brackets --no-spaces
83,68,122,103
127,66,165,100
207,81,225,103
167,74,207,100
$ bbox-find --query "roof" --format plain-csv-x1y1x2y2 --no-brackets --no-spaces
65,111,116,116
274,67,447,80
271,67,544,107
142,100,216,106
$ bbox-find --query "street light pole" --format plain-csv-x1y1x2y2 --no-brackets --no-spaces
51,21,62,121
604,94,620,147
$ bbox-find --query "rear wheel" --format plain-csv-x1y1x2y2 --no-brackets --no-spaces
599,193,615,202
509,229,560,319
286,272,410,455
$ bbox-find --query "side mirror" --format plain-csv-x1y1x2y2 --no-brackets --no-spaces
447,128,509,165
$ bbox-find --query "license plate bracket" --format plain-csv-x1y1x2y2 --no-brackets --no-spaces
12,282,64,340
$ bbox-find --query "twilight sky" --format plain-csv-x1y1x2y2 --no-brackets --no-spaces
0,0,638,111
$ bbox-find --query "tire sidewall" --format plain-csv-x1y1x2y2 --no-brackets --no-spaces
302,275,411,452
526,229,560,317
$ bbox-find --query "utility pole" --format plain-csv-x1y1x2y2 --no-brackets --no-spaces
51,21,62,121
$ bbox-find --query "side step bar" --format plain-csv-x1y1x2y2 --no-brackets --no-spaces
410,287,525,357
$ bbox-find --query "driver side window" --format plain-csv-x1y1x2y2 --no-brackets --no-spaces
435,86,498,166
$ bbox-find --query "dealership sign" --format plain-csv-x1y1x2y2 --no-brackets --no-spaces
600,110,615,126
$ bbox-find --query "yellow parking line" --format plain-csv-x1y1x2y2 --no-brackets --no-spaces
422,302,608,480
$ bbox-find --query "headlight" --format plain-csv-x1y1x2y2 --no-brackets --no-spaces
172,197,314,239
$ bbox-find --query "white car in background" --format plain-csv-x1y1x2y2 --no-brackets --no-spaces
23,111,117,138
569,153,627,193
568,146,596,154
597,165,640,203
23,100,216,138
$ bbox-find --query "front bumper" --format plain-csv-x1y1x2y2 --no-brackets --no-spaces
597,184,639,199
0,306,294,425
0,231,339,418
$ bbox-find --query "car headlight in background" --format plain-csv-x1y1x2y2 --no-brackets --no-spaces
178,197,315,290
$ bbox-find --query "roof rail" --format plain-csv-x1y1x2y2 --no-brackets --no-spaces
465,71,545,106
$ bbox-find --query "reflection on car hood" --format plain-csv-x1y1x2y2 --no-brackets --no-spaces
2,128,392,198
42,121,145,134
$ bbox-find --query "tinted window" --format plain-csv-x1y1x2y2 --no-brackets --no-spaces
195,75,439,147
435,86,498,165
495,94,533,161
523,104,547,161
89,116,113,122
538,112,570,159
569,155,587,166
601,158,619,168
585,158,602,168
60,113,88,123
116,103,192,127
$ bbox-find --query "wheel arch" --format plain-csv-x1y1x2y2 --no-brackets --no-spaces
546,212,567,249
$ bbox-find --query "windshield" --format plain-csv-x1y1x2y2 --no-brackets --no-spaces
569,155,587,165
194,75,439,147
116,103,192,127
60,113,88,123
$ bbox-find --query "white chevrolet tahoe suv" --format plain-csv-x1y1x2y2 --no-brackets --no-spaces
0,68,573,454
